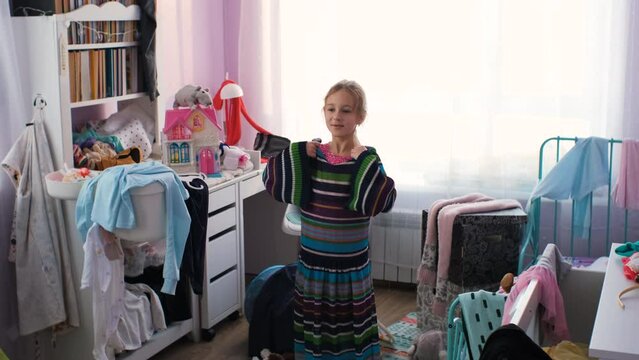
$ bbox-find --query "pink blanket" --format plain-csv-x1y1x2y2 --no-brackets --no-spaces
418,194,522,316
417,193,492,285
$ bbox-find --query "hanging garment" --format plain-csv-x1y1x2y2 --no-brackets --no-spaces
525,137,609,241
137,0,159,101
1,106,79,335
76,161,190,295
81,224,167,359
612,139,639,210
180,177,208,295
502,265,570,344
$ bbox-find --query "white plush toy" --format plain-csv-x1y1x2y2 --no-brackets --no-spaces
173,84,213,109
220,145,253,171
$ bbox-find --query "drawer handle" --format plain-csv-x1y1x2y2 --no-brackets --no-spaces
209,226,236,241
210,266,236,283
208,203,235,217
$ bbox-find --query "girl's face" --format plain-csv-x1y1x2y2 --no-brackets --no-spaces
323,90,364,139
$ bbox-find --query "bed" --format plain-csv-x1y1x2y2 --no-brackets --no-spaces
518,136,633,272
447,135,639,359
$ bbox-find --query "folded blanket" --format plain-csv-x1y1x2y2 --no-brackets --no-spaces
432,199,522,316
417,193,492,285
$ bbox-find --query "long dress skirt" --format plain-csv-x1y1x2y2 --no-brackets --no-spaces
293,211,381,360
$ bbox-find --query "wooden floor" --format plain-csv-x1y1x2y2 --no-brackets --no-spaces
150,282,417,360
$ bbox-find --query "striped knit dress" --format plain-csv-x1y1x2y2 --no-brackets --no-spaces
263,142,396,360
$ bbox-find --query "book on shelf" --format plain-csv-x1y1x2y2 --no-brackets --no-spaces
69,47,140,102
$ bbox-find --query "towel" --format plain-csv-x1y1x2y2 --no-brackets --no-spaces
612,139,639,210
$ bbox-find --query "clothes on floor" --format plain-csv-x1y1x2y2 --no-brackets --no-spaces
263,141,396,360
543,341,594,360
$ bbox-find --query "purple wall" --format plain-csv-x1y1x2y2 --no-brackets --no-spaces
157,0,227,113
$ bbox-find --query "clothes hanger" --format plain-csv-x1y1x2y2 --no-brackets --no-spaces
178,172,206,191
26,94,47,127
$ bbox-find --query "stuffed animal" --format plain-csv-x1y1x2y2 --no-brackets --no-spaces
219,144,252,171
500,272,515,293
173,84,213,109
250,348,294,360
407,330,447,360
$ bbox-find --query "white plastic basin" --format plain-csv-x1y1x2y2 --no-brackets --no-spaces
45,170,98,200
113,182,166,242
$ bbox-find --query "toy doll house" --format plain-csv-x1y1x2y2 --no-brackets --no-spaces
163,106,223,173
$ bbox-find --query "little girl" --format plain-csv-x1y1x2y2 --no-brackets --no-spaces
263,80,396,359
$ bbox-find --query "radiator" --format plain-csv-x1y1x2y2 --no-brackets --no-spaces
369,210,422,283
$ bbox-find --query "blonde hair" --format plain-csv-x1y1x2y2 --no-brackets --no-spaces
324,80,367,119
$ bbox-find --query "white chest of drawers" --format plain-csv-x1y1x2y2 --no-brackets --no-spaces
201,169,264,330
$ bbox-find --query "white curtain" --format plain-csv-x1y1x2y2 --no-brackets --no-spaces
0,1,32,358
235,0,637,211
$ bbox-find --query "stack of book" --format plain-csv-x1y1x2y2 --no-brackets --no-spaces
68,46,143,102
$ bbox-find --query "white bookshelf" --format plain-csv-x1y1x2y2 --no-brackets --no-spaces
12,3,198,359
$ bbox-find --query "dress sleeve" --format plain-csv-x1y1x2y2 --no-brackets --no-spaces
347,148,397,216
262,141,312,207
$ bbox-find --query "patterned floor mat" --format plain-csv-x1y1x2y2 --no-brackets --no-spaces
381,312,420,360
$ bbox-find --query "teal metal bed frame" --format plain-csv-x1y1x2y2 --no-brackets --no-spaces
518,136,625,273
448,136,629,360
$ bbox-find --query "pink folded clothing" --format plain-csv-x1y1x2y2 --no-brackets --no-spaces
613,139,639,210
436,198,522,283
417,193,492,285
431,199,522,316
417,193,523,317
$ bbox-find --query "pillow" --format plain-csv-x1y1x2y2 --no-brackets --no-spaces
112,118,152,160
90,102,156,143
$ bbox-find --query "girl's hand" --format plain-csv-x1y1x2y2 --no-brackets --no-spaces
351,145,367,160
307,140,320,158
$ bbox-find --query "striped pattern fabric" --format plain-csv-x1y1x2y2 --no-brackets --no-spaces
263,142,397,359
262,142,311,207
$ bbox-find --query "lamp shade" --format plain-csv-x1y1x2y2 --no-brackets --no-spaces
220,83,244,99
